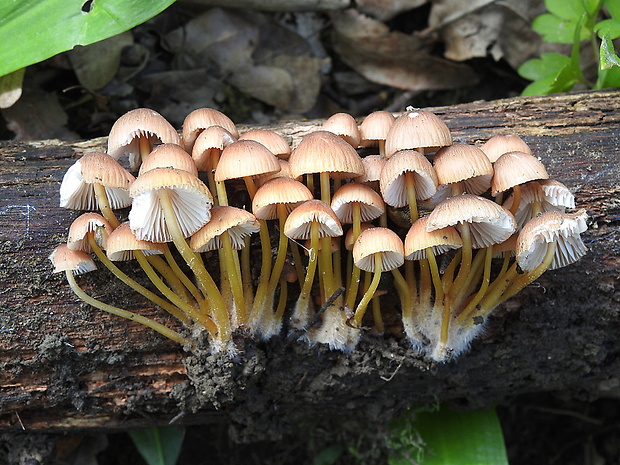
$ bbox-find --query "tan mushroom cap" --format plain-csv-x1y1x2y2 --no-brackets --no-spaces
255,159,300,186
355,155,387,185
139,143,198,177
106,222,165,261
503,179,576,229
426,194,517,248
283,200,343,240
481,134,531,163
252,177,313,220
239,129,291,159
344,222,375,250
60,152,135,210
322,112,361,148
107,108,181,166
491,151,549,196
288,131,364,180
67,213,113,252
191,125,236,172
404,216,462,261
359,111,395,147
49,244,97,275
331,183,385,223
182,108,238,152
380,149,438,207
516,209,588,271
129,168,213,242
214,140,281,182
385,108,452,157
190,206,260,252
492,233,517,257
353,227,405,272
432,143,493,195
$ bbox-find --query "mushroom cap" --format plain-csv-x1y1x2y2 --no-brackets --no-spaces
491,151,549,196
190,206,260,252
359,110,395,146
283,199,343,240
105,222,165,261
49,244,97,275
355,155,387,185
288,131,364,180
353,227,405,272
214,139,281,182
322,112,361,148
191,125,237,172
107,108,180,167
516,210,588,271
432,143,493,195
344,222,375,250
426,194,517,248
255,159,301,187
503,179,576,229
380,149,438,207
385,109,452,157
139,143,198,177
60,152,135,210
404,216,462,260
129,168,213,242
481,134,531,163
182,108,238,152
330,182,385,223
492,233,518,258
67,213,113,252
252,177,313,220
238,129,291,159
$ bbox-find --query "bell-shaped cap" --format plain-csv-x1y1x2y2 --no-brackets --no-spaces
283,200,343,240
481,134,531,163
182,108,238,152
433,143,493,195
322,112,361,148
359,111,395,147
331,183,385,223
491,151,549,196
67,213,113,252
214,140,280,182
405,216,462,261
385,108,452,157
106,222,165,261
252,177,313,220
139,143,198,177
191,125,236,172
380,149,438,207
239,129,291,159
190,206,260,252
49,244,97,275
353,227,405,272
516,210,588,271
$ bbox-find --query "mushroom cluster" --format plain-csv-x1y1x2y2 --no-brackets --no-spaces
50,107,588,360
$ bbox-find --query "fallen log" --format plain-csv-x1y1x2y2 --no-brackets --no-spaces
0,89,618,441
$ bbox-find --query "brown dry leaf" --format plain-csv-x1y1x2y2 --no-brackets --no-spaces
68,32,134,90
428,0,545,68
356,0,428,21
0,68,25,109
165,8,325,113
331,8,477,91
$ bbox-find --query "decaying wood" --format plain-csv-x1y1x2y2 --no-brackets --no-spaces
0,89,618,438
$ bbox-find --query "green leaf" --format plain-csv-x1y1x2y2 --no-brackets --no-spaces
604,0,620,19
594,18,620,39
410,407,509,465
313,444,345,465
545,0,586,20
532,14,579,43
129,426,185,465
518,53,571,81
596,61,620,87
599,35,620,69
0,0,175,77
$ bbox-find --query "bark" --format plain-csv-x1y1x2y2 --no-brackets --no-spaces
0,89,618,440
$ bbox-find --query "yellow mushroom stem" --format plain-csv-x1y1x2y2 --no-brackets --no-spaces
418,259,432,311
455,246,494,326
92,183,120,229
345,203,363,310
508,185,522,216
470,242,557,325
391,267,412,324
65,271,189,346
87,235,191,325
447,223,473,301
405,171,419,223
290,222,320,329
146,255,194,305
352,253,383,327
138,134,152,161
205,152,220,206
220,230,246,325
371,293,384,333
241,236,254,305
157,188,230,341
162,245,206,305
272,276,288,325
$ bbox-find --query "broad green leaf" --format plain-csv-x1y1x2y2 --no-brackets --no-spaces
0,0,175,77
599,35,620,69
518,53,572,81
594,18,620,39
545,0,586,20
521,75,561,96
409,407,508,465
129,426,185,465
532,13,589,43
604,0,620,19
596,61,620,88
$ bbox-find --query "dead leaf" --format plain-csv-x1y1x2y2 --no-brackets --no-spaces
0,68,25,109
68,32,134,90
331,8,477,91
428,0,545,69
356,0,428,21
